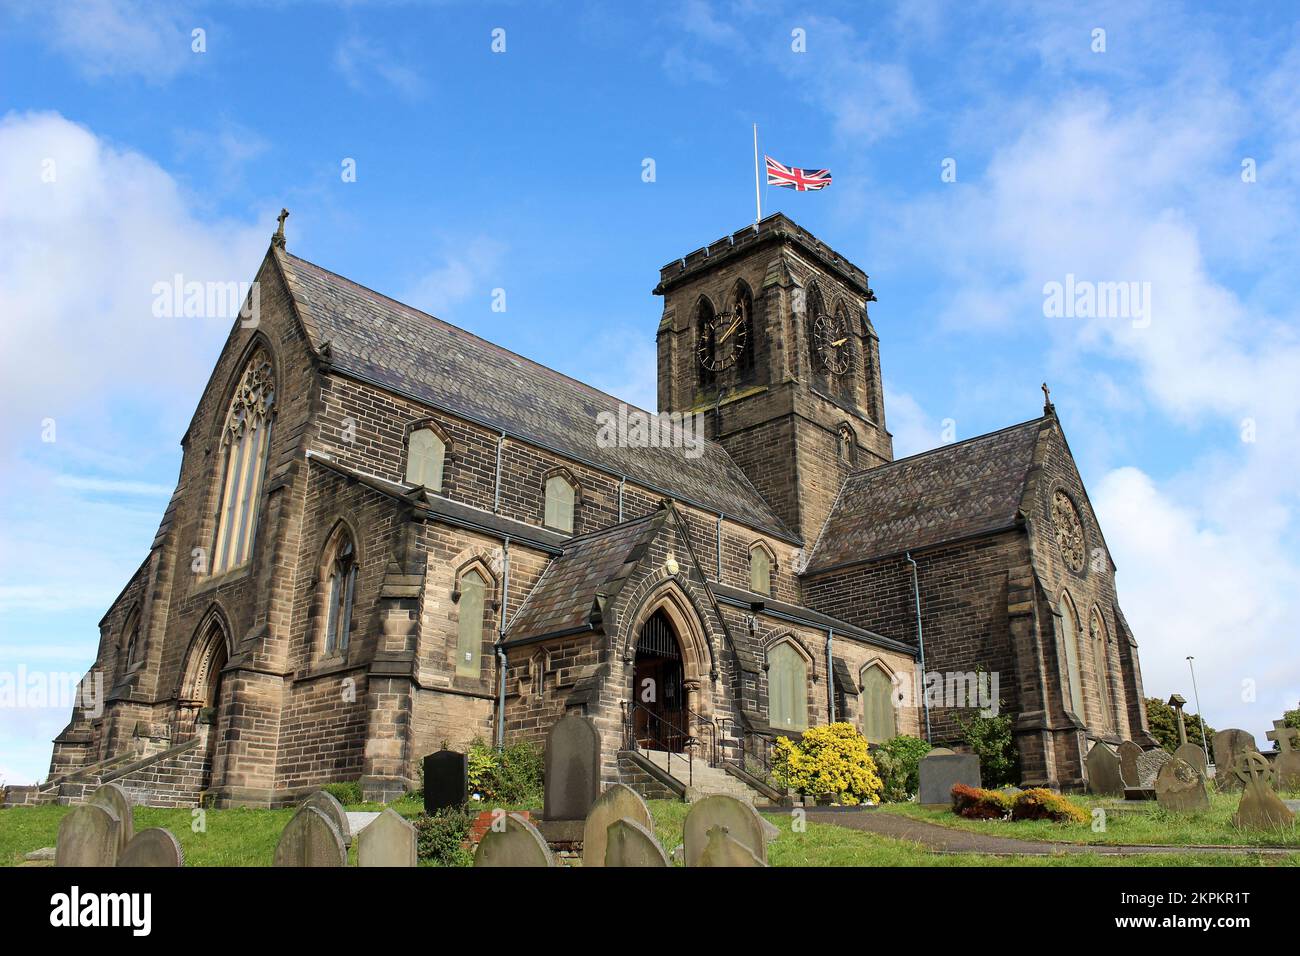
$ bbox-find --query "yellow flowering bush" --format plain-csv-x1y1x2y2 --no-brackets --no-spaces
772,722,883,805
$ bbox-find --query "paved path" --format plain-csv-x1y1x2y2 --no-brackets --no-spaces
783,808,1294,857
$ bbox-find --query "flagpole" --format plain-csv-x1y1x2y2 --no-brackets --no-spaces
753,124,761,224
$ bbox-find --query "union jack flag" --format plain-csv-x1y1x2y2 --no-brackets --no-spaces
765,155,832,191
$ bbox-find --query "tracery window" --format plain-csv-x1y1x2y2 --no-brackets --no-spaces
212,350,275,574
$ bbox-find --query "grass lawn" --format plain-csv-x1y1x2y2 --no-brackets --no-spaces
5,796,1296,866
880,792,1300,848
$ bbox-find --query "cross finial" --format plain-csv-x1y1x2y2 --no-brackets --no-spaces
1041,381,1055,416
272,208,289,248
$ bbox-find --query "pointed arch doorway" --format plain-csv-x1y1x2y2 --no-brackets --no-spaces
632,609,688,752
178,614,231,790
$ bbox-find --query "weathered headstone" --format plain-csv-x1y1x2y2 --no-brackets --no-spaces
1173,742,1208,778
1231,752,1296,830
697,825,765,867
88,782,134,855
300,790,352,845
55,803,122,867
1135,748,1173,788
683,794,769,866
583,783,653,867
1117,740,1143,788
118,828,184,867
1085,741,1124,796
1266,720,1300,791
543,713,600,821
273,806,348,866
917,747,981,807
604,818,669,867
357,807,417,867
1213,729,1258,791
423,749,468,813
473,812,555,867
1155,757,1210,813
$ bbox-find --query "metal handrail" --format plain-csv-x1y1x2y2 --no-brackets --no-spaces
718,718,784,792
623,701,695,788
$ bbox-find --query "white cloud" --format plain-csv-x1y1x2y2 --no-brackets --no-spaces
53,476,175,495
13,0,197,80
882,384,942,459
403,237,507,321
334,33,425,98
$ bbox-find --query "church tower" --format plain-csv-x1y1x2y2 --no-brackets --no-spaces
654,214,892,542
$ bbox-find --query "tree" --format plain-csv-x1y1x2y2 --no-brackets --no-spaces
1144,697,1215,753
1271,702,1300,751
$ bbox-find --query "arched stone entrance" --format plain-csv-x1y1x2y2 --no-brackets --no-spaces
625,582,712,754
177,612,231,789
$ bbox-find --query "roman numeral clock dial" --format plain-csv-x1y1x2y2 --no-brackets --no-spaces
696,309,748,372
813,312,850,374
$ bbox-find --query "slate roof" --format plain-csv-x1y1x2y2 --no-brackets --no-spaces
806,418,1045,573
276,251,792,539
504,511,665,643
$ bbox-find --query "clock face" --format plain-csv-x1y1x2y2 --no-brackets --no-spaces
813,313,850,374
1051,490,1086,573
696,309,748,372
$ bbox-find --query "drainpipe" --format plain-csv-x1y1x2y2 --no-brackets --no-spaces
906,551,932,742
715,513,723,582
618,477,625,522
492,432,505,514
496,536,511,749
826,628,836,723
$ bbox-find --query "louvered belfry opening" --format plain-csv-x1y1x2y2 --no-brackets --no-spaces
633,610,687,752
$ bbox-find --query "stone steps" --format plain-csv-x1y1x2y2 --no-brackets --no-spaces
638,750,771,805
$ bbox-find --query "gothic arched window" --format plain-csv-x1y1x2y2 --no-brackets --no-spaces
1090,610,1114,732
732,282,755,380
456,567,488,678
768,640,809,731
121,606,142,669
212,349,275,574
406,426,446,491
324,533,357,654
749,541,774,596
1058,593,1084,717
543,471,578,533
860,663,896,743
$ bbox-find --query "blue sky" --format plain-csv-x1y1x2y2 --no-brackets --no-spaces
2,0,1298,784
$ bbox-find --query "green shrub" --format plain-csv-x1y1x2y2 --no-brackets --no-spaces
954,707,1019,788
1010,787,1089,824
413,806,475,866
772,723,883,805
466,738,544,806
321,781,362,806
871,735,932,802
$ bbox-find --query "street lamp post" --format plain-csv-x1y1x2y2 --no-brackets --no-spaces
1186,656,1211,766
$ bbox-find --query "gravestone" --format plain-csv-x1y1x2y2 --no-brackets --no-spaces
697,825,765,867
604,818,669,867
118,828,184,867
917,747,981,807
1231,752,1296,830
583,783,653,867
1085,741,1124,797
1155,757,1210,813
1212,729,1258,792
1266,720,1300,791
357,807,417,867
273,806,348,866
543,714,600,821
300,790,352,846
1173,742,1208,778
683,794,769,866
1117,740,1143,788
55,803,122,867
88,782,134,855
1135,748,1173,788
473,812,555,867
423,749,468,813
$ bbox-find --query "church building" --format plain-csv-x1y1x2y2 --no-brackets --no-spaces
30,213,1157,808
